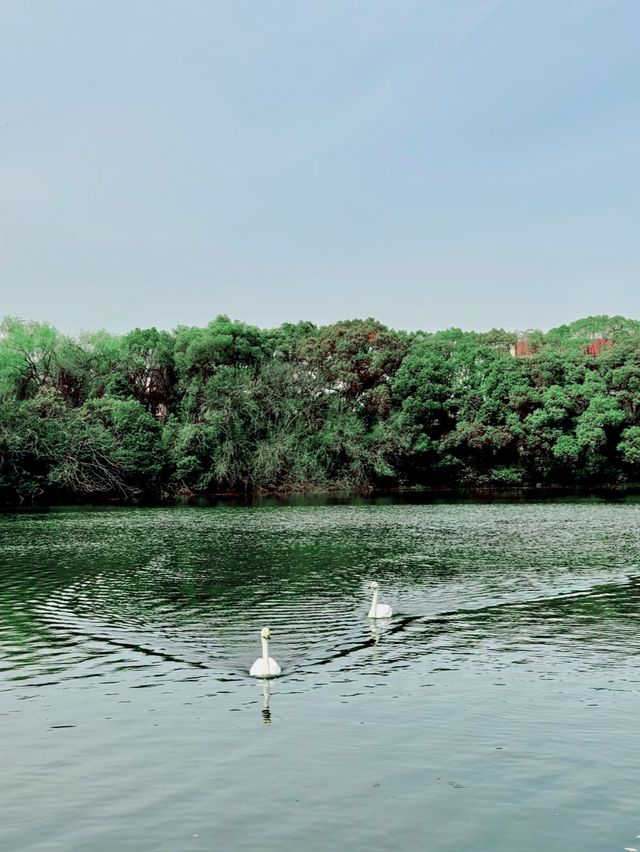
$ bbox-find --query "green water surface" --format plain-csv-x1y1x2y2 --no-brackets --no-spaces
1,497,639,851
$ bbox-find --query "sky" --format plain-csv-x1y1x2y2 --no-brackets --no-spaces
0,0,638,335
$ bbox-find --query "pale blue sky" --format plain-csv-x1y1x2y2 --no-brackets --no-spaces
0,0,638,333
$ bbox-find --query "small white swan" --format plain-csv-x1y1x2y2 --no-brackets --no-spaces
250,627,282,678
368,581,392,619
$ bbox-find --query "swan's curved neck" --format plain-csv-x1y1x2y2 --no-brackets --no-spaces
261,635,270,675
369,587,379,616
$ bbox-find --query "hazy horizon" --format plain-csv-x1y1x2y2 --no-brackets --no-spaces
2,0,639,334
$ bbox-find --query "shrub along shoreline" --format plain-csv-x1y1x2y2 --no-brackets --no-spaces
1,314,640,505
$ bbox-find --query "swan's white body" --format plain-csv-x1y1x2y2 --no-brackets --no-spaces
368,582,392,619
250,628,281,678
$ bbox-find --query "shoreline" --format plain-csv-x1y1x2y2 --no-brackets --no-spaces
3,482,640,511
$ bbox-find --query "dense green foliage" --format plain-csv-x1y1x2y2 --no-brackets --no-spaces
2,314,640,502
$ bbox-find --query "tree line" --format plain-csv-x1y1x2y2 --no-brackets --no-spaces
1,313,640,503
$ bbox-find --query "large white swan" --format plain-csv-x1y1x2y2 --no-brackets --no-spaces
250,627,282,678
368,581,392,619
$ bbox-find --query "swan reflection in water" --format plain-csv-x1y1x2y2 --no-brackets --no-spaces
368,617,394,660
261,679,272,726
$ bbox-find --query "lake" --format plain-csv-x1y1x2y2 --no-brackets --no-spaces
1,497,639,851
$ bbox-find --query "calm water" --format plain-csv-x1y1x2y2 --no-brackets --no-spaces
1,498,640,852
